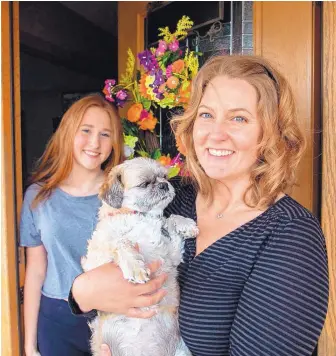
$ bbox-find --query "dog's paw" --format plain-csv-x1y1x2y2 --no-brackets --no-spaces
169,215,199,238
120,256,150,284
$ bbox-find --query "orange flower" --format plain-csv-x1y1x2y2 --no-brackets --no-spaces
127,103,143,123
159,83,166,93
166,76,179,90
176,136,187,156
158,155,172,166
175,82,191,106
139,75,152,100
137,112,157,131
171,59,185,74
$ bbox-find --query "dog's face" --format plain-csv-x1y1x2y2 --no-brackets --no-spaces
100,157,175,213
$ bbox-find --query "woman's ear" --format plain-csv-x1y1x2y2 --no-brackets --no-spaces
99,164,124,208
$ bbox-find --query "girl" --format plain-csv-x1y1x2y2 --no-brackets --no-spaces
20,94,124,356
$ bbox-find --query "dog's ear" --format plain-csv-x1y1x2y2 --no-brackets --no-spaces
99,164,124,208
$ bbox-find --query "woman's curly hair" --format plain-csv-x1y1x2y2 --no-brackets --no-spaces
172,55,306,209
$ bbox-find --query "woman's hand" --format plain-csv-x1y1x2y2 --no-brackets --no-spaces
72,260,167,318
101,344,111,356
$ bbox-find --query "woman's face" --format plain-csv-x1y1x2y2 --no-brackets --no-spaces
73,107,113,173
193,75,262,183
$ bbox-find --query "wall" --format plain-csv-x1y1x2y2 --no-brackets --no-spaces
20,52,102,187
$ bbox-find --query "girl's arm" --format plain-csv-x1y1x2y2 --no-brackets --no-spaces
24,245,47,356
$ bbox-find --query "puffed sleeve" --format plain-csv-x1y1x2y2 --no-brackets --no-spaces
19,184,43,247
229,217,329,356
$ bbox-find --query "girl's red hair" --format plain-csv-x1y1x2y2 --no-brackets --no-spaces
31,94,124,207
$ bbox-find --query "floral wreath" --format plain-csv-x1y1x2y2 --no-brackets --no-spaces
103,16,201,178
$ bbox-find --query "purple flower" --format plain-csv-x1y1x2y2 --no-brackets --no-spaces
169,39,179,52
116,90,128,101
138,50,159,74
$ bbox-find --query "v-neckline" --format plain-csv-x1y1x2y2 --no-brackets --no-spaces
190,194,289,260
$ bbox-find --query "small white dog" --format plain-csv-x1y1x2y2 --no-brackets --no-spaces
81,157,198,356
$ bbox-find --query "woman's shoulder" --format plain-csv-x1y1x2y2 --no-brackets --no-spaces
165,177,197,218
271,195,325,247
274,195,321,229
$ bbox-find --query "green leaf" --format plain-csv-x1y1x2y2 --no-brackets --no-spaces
151,149,162,160
167,166,180,178
141,98,151,111
136,150,150,158
123,134,138,149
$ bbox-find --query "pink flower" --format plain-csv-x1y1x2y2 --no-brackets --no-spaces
166,65,173,78
139,109,149,121
158,40,167,52
169,39,179,52
105,96,114,103
105,79,116,86
116,90,127,100
156,49,165,57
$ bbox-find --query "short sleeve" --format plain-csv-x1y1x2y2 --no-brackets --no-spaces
19,184,42,247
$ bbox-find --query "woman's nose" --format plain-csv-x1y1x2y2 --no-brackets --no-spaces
210,121,230,140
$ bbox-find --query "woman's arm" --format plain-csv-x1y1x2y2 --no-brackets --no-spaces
24,245,47,356
229,217,329,356
71,259,168,318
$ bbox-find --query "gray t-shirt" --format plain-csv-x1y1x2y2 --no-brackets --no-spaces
20,183,101,299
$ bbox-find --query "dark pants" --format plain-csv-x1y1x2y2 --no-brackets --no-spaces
37,295,92,356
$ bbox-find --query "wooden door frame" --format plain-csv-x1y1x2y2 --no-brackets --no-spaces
319,3,336,355
1,2,24,355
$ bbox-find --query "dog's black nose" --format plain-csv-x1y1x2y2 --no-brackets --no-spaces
158,182,169,191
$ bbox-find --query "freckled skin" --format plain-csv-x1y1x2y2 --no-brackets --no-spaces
193,76,262,183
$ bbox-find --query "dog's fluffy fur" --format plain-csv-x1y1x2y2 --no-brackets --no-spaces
81,158,198,356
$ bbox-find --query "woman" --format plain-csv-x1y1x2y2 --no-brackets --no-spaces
70,56,329,356
20,94,126,356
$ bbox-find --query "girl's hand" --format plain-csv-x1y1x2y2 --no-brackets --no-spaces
72,260,167,318
24,346,41,356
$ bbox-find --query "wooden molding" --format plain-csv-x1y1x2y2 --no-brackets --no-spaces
1,2,22,355
319,3,336,355
117,1,148,119
253,1,320,214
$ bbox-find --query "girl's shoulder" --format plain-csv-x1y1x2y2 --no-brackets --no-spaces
23,183,43,203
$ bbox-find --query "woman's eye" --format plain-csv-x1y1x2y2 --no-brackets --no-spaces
101,132,110,138
199,112,212,119
232,116,247,123
82,129,90,134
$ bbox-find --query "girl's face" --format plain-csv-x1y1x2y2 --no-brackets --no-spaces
193,75,262,184
73,107,113,173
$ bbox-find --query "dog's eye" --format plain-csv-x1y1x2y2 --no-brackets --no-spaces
139,181,151,188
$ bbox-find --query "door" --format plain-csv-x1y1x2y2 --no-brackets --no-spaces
1,2,24,355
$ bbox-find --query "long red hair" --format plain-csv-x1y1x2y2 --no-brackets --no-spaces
31,94,124,207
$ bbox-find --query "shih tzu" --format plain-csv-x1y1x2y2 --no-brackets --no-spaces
81,157,198,356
